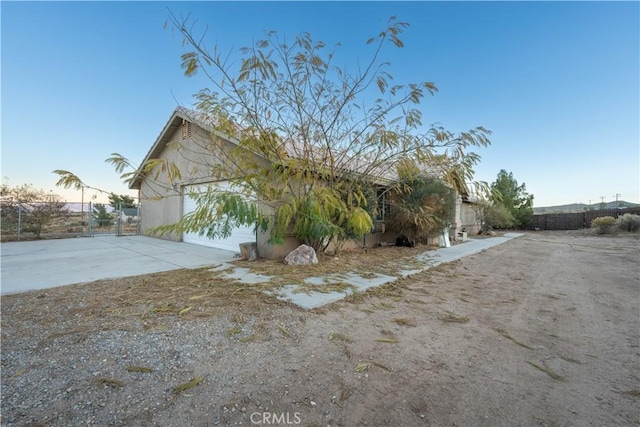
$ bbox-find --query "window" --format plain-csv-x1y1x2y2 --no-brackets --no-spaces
181,120,192,140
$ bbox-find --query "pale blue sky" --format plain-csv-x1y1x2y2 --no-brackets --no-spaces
2,1,638,206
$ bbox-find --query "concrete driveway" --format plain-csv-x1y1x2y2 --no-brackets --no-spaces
0,236,237,295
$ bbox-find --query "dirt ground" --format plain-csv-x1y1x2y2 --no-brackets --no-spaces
1,231,638,426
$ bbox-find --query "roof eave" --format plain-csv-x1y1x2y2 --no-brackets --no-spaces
129,110,184,189
130,107,247,190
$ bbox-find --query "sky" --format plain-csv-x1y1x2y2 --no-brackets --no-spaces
2,1,638,207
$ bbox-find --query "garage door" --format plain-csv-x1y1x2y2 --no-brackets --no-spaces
183,182,256,252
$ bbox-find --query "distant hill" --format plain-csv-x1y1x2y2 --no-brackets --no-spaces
534,201,640,214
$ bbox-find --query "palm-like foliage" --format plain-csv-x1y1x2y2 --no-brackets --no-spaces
386,175,456,243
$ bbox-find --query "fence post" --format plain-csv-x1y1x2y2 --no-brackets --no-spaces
88,201,93,237
136,204,141,235
17,205,22,241
116,202,121,237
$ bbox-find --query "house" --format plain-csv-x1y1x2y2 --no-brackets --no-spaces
452,196,480,238
115,207,139,224
130,107,467,258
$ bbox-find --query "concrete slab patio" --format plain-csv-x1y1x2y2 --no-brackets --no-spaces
0,236,237,295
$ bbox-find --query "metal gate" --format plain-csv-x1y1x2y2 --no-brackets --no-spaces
88,202,140,237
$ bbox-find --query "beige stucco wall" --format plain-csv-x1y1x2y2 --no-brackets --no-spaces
137,122,184,241
449,196,479,239
458,201,480,236
138,124,231,242
138,122,284,256
138,185,182,241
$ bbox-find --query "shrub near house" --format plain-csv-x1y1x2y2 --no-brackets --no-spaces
386,174,456,244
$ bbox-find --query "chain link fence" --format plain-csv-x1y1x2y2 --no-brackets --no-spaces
1,201,140,241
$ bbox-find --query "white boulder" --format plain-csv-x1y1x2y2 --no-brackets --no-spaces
283,244,318,265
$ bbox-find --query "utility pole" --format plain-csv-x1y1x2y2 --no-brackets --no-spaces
614,193,621,209
599,196,606,210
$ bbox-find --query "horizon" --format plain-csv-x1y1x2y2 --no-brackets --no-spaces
534,199,639,209
2,2,639,206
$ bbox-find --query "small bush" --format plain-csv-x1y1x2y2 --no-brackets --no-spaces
591,216,616,234
617,214,640,232
93,204,113,227
483,204,515,230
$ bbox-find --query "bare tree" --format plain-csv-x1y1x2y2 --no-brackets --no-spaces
1,184,69,238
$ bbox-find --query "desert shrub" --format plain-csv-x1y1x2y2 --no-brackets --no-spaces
386,176,456,244
483,203,515,230
616,214,640,232
591,216,616,234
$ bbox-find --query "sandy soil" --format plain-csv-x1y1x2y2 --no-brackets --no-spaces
1,231,638,426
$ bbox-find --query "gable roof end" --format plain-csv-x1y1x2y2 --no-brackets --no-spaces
129,107,237,190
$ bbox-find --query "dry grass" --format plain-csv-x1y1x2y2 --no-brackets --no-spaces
238,335,259,343
126,366,153,373
329,332,354,359
527,362,565,381
292,282,356,295
178,306,193,316
0,267,293,340
375,329,398,343
391,318,416,327
328,332,354,343
438,312,470,323
1,242,438,346
354,361,392,373
340,281,409,307
354,362,372,373
365,281,407,299
172,376,204,394
493,328,535,350
235,244,432,283
9,369,30,379
278,324,291,338
95,377,125,388
339,384,355,402
226,327,242,337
